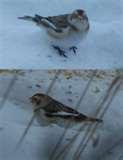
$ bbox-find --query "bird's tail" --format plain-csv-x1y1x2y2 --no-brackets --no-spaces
18,14,43,23
85,117,103,123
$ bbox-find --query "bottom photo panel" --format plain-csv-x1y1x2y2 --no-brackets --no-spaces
0,70,123,160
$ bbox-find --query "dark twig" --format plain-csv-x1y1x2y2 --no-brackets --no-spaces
0,72,18,111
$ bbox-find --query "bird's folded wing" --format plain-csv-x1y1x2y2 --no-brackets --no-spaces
41,18,62,32
45,111,79,118
55,101,80,114
46,14,69,28
44,99,80,114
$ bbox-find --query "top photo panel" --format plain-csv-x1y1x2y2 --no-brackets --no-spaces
0,0,123,69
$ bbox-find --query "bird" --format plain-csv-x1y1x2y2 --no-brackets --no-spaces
30,93,102,128
18,9,89,57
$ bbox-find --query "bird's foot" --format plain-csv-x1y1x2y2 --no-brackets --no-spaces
69,46,77,54
52,45,67,58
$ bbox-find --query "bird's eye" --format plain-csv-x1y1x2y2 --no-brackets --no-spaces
33,96,39,102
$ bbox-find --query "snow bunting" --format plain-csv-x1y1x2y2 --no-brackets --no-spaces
18,9,89,57
30,93,102,128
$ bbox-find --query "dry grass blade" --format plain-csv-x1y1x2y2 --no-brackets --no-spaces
74,76,122,160
51,70,97,160
0,72,17,111
15,113,35,149
53,125,86,160
15,70,61,150
46,70,61,94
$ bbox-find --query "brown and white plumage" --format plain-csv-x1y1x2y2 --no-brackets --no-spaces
18,9,89,57
30,93,102,128
18,9,89,38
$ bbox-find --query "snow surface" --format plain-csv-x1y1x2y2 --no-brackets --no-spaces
0,70,123,160
0,0,123,69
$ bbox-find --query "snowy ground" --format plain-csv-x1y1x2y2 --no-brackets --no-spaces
0,0,123,69
0,70,123,160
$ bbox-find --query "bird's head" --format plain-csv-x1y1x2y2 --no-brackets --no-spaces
68,9,89,31
72,9,87,20
30,93,50,107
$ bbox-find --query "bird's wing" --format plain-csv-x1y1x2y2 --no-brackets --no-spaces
44,101,87,120
19,14,70,32
34,14,62,32
46,14,69,29
44,99,80,115
40,18,63,32
45,111,79,118
43,98,102,123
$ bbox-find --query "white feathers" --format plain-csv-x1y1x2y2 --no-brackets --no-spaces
50,111,79,117
41,18,58,30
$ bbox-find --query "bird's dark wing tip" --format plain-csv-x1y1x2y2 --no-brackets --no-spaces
18,16,23,19
18,16,28,20
97,118,103,123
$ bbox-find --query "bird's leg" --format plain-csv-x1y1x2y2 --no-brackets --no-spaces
52,45,67,58
69,46,78,54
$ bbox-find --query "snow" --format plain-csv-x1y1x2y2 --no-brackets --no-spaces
0,70,123,160
0,0,123,68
